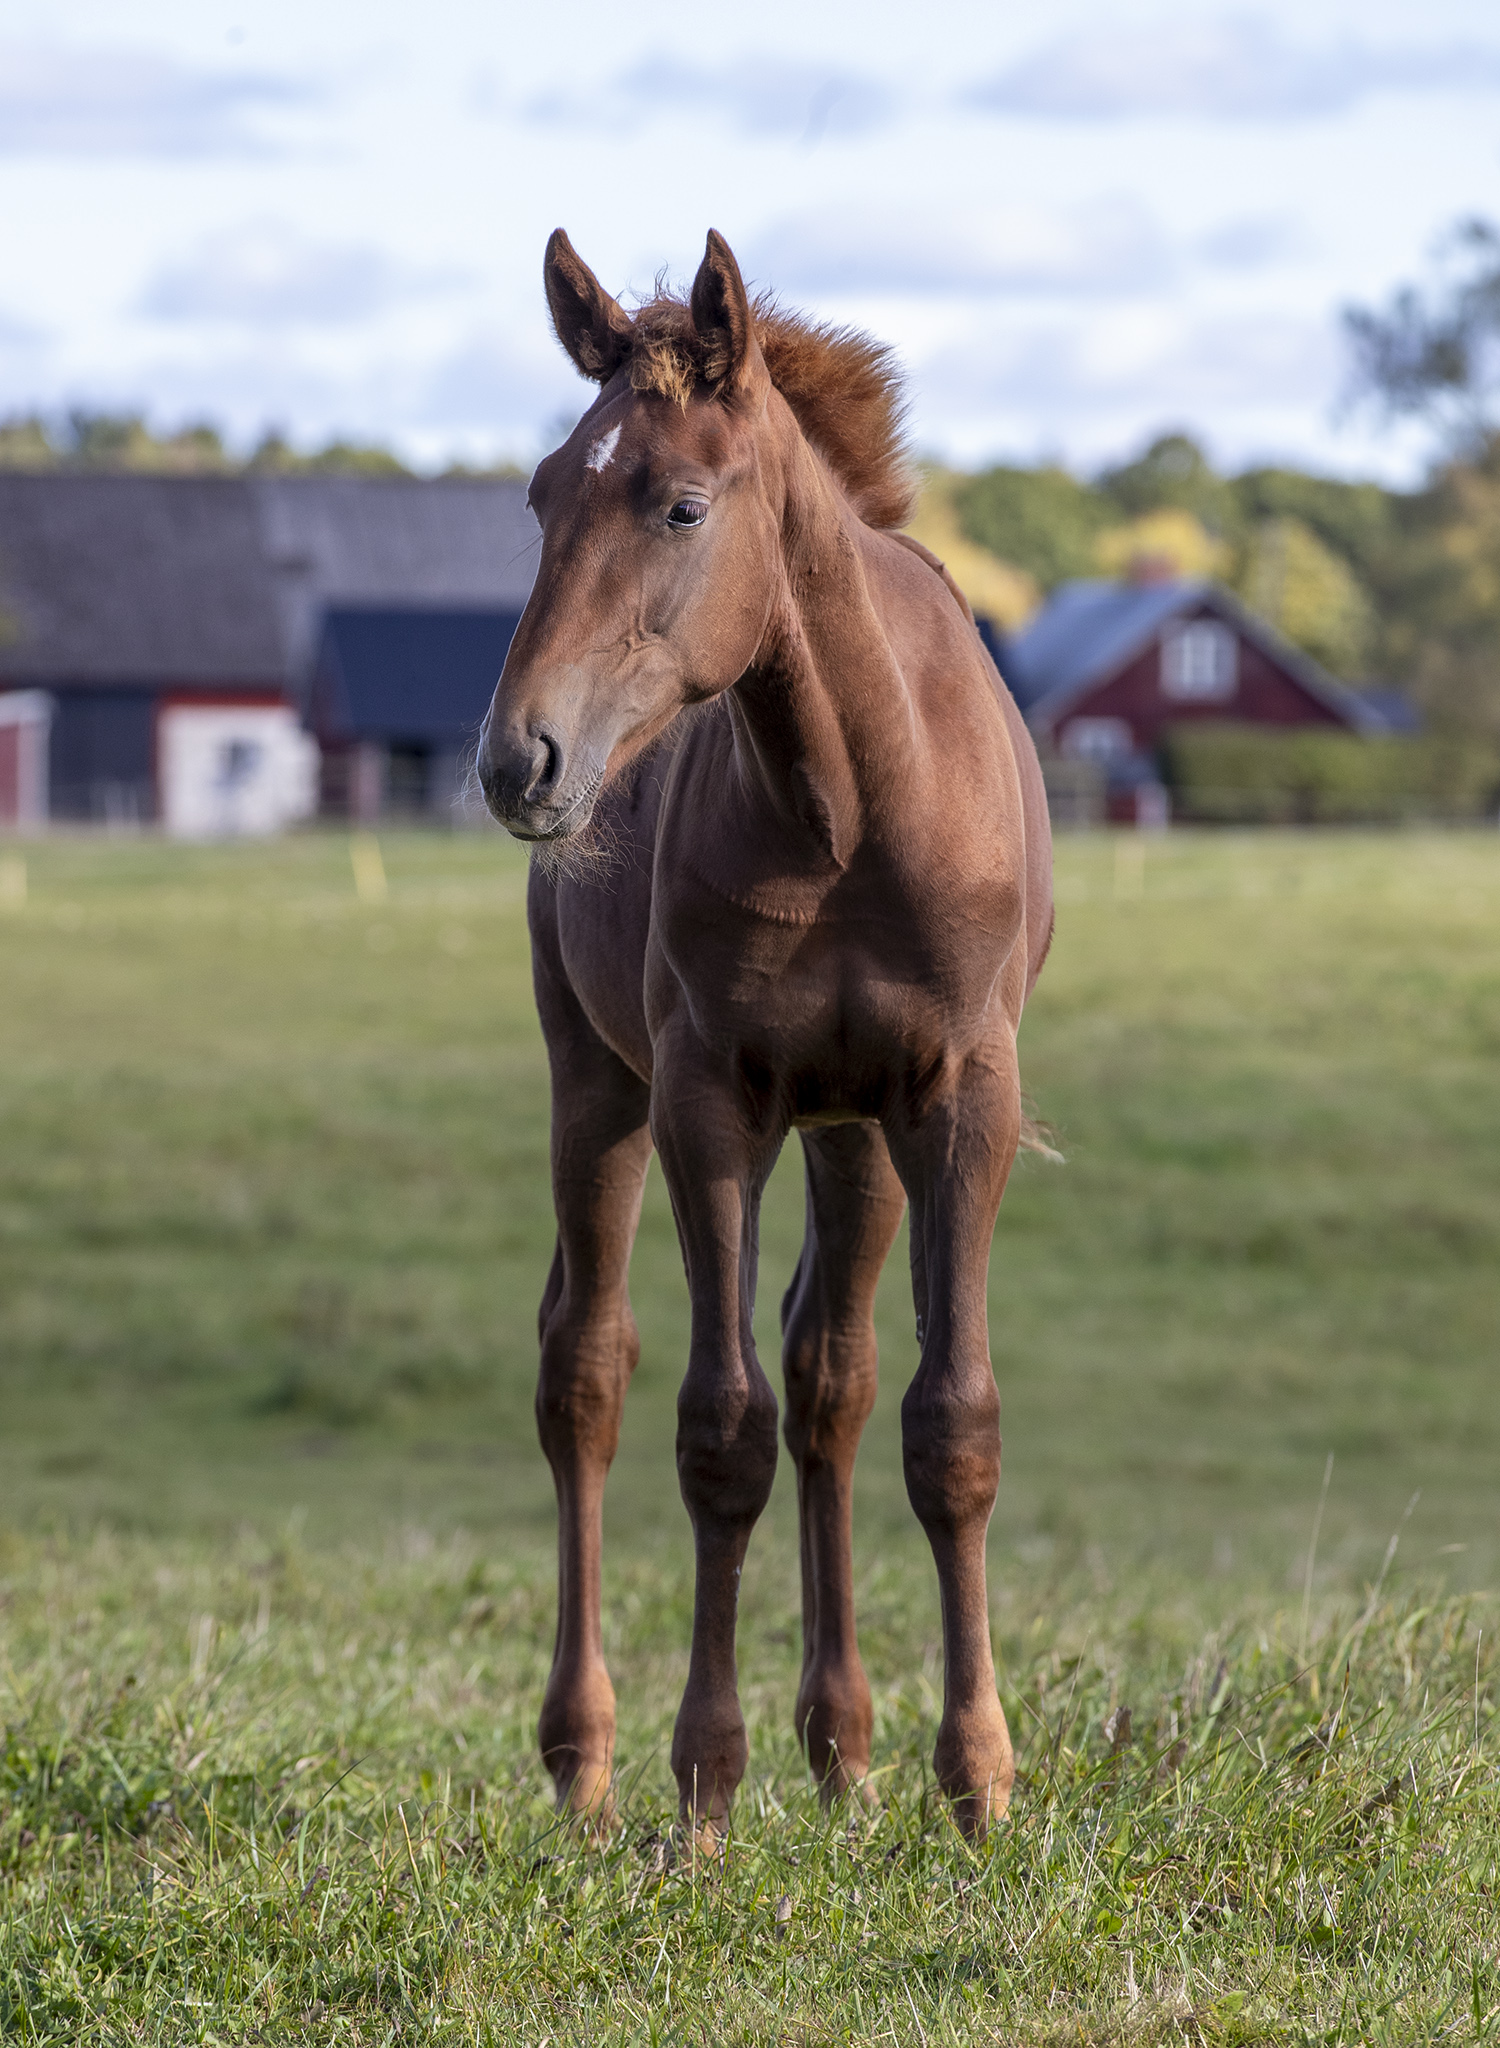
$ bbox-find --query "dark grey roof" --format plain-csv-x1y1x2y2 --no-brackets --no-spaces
253,477,539,679
1009,576,1379,732
0,475,285,684
0,472,540,692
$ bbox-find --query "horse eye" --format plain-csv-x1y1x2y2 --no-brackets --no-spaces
666,498,709,530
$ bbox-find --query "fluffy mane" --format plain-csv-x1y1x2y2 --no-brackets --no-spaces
626,292,915,532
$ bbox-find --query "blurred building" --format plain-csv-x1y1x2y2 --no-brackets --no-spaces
0,473,537,832
1004,575,1387,825
0,690,52,831
308,608,524,820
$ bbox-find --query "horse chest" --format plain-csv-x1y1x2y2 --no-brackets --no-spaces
648,868,1016,1107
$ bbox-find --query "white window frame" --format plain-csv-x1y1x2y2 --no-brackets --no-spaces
1061,716,1134,763
1161,620,1238,703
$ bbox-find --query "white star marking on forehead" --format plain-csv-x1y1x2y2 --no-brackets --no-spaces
585,423,622,473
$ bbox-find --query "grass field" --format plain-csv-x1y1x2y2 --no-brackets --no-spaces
1,826,1496,2042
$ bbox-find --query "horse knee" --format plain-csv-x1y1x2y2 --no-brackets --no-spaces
675,1368,779,1526
781,1268,878,1461
535,1304,636,1467
900,1373,1001,1532
782,1343,877,1466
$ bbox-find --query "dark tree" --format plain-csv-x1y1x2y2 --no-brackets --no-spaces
1097,432,1236,537
1343,218,1500,451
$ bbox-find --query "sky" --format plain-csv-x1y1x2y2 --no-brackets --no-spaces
3,0,1499,483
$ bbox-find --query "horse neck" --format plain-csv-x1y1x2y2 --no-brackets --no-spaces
725,428,910,866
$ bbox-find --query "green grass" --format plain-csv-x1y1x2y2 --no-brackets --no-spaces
1,827,1497,2042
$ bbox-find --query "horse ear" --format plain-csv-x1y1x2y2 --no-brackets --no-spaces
544,229,633,383
690,230,766,402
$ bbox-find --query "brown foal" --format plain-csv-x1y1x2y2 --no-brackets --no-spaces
478,229,1053,1841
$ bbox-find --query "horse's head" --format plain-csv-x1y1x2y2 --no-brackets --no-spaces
478,229,780,843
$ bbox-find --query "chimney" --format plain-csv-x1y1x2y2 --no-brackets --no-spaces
1126,550,1178,586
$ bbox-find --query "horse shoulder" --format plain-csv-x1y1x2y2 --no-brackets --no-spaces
867,523,1054,996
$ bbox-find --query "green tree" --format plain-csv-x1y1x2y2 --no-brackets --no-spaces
952,464,1110,591
248,430,411,477
61,411,232,472
1231,467,1395,587
0,413,57,468
1236,516,1375,679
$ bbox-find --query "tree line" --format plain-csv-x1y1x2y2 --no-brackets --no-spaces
0,411,522,483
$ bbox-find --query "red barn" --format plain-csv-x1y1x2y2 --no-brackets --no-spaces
1005,576,1381,822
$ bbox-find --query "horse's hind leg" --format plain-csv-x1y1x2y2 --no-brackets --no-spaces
781,1124,906,1800
885,1039,1021,1839
534,1001,652,1823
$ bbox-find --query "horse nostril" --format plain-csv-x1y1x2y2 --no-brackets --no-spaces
529,727,563,799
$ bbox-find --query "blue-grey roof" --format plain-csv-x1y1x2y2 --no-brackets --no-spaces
1354,687,1422,734
311,607,522,746
1006,579,1204,713
1007,576,1376,731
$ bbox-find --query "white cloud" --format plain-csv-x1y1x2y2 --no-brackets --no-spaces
140,222,468,328
746,197,1173,301
968,17,1500,123
916,308,1337,453
420,329,585,446
1195,214,1305,270
0,305,49,348
0,41,314,156
524,54,895,140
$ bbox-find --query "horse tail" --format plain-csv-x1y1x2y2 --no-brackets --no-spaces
1018,1110,1065,1166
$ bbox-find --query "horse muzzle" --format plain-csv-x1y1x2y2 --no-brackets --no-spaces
477,719,599,840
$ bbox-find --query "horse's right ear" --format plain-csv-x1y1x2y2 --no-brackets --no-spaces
544,230,633,383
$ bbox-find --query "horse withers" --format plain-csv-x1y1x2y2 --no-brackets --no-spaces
478,229,1054,1842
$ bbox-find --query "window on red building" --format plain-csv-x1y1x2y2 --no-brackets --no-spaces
1161,621,1237,702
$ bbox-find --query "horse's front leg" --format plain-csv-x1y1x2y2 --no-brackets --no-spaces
885,1040,1021,1838
652,1043,783,1843
533,938,654,1824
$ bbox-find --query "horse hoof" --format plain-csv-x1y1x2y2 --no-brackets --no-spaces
551,1759,617,1834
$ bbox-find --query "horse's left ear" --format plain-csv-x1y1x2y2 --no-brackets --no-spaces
690,231,767,404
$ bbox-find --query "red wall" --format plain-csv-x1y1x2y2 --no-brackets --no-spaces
1054,610,1349,754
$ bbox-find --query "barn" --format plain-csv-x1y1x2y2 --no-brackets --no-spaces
1004,574,1384,823
309,608,525,819
0,473,537,831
